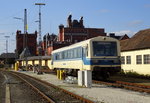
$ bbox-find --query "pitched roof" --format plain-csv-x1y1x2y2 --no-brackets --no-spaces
0,53,17,59
120,28,150,51
109,33,129,40
19,47,31,59
17,56,51,61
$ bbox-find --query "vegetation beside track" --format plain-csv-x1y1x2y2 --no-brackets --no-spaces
108,70,150,86
118,70,150,79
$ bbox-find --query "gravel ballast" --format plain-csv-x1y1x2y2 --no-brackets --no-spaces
20,71,150,103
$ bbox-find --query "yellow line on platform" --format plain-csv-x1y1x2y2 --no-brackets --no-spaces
5,84,11,103
3,75,11,103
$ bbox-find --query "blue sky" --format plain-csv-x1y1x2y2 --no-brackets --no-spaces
0,0,150,54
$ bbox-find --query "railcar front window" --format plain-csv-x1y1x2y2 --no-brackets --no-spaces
93,41,117,56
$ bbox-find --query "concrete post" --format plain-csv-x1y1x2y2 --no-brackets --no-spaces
78,70,84,86
84,70,92,88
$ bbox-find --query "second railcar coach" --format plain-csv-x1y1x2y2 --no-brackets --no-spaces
51,36,121,79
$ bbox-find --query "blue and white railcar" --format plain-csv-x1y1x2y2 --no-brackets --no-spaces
51,36,121,79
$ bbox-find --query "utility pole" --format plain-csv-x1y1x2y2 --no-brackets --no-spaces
24,9,28,71
14,9,29,70
24,9,28,48
4,36,10,67
24,9,27,34
35,3,45,73
35,3,45,45
4,36,10,53
14,9,28,48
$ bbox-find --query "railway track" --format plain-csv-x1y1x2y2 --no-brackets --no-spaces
93,80,150,94
9,71,94,103
1,70,47,103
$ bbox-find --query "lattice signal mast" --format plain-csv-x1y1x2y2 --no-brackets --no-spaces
35,3,45,45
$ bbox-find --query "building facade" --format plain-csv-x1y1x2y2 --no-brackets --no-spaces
121,49,150,74
16,30,37,57
58,15,106,43
43,15,107,55
120,29,150,75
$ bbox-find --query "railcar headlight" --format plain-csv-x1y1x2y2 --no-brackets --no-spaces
92,60,99,63
114,59,119,63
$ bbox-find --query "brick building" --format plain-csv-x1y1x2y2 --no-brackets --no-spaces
42,33,71,55
43,15,107,55
58,15,106,43
16,30,37,57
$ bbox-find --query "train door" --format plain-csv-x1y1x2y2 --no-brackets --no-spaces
82,44,88,69
82,44,88,58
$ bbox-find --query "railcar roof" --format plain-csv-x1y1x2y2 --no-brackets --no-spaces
52,36,118,53
17,56,51,61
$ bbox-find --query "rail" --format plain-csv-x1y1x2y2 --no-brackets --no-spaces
93,80,150,94
11,72,55,103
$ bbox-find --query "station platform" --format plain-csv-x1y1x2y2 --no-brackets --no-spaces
18,71,150,103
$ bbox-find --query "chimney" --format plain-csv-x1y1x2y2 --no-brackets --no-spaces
109,33,115,37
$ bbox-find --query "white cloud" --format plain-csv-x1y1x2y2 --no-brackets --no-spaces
111,30,137,37
128,20,143,27
0,30,9,33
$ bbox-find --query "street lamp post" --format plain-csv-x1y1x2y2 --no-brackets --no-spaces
4,36,10,67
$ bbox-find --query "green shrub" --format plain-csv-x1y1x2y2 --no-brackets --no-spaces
0,64,4,68
118,70,150,79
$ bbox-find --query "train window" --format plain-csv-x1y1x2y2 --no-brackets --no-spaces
59,53,62,60
64,51,68,59
57,53,60,60
52,55,54,60
57,53,59,60
93,41,117,56
74,48,78,58
68,50,71,59
62,52,64,59
70,50,74,58
55,53,61,60
77,48,79,58
53,54,56,60
77,47,82,58
53,47,83,60
70,49,74,59
55,54,59,60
